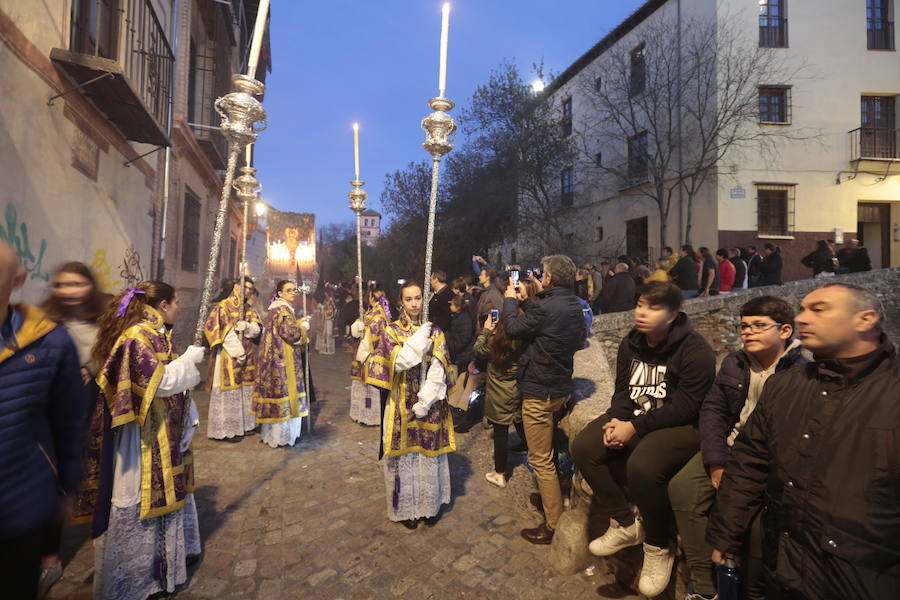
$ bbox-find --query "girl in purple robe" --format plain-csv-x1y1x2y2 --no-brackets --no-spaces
375,281,456,529
84,281,205,599
252,280,311,448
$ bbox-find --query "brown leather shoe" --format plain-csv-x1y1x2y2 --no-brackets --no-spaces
521,522,554,545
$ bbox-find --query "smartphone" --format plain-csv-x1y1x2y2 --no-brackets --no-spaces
396,278,406,285
490,309,499,323
509,270,520,288
526,268,533,277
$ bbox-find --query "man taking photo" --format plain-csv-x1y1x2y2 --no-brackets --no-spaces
501,255,585,545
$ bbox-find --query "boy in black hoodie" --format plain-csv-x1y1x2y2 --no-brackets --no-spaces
572,282,716,598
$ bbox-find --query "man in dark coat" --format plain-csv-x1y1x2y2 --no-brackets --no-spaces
598,263,636,313
708,283,900,599
427,270,454,334
501,254,585,545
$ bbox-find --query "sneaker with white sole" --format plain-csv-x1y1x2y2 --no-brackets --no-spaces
588,518,644,556
485,472,506,488
638,543,676,598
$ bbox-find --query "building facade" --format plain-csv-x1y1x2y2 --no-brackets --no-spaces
359,208,382,246
528,0,900,281
1,0,271,347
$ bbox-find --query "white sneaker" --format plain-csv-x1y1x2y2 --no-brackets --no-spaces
638,543,675,598
588,518,644,556
485,472,506,488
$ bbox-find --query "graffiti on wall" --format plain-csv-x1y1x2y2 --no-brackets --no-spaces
0,202,50,281
91,249,122,293
119,245,144,288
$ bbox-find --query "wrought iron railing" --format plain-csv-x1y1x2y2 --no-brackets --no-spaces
69,0,174,132
850,127,900,161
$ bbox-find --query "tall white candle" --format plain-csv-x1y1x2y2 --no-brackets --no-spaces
246,143,253,166
247,0,271,79
353,123,360,181
438,3,450,96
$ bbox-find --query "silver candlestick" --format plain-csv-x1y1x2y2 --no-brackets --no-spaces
419,95,456,384
348,180,368,322
233,164,261,317
193,74,267,345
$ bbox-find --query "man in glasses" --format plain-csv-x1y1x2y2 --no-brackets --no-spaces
668,296,804,600
708,283,899,599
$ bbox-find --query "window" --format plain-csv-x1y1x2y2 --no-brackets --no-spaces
595,152,603,167
228,235,238,277
759,0,788,47
626,217,649,261
860,96,897,158
181,191,201,272
596,226,604,242
560,167,574,207
561,97,573,137
867,0,895,50
756,184,795,237
759,87,790,123
594,76,603,91
630,44,646,96
627,131,649,181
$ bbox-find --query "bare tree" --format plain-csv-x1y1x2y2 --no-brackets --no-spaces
576,13,817,251
462,61,576,258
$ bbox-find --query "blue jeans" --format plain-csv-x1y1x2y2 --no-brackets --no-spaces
683,289,699,299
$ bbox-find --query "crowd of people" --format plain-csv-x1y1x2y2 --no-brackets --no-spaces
575,237,874,318
1,235,897,600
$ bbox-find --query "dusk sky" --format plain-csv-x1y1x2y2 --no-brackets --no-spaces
256,1,646,229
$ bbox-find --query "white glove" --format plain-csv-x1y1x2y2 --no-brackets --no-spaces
235,320,249,332
244,322,261,339
394,323,434,371
412,357,446,418
180,398,199,452
300,316,312,330
182,345,205,364
350,319,365,339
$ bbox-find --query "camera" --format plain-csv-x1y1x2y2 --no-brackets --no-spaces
490,309,499,323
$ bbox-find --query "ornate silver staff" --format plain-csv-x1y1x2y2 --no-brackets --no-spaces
232,159,261,317
348,184,367,323
192,74,267,344
300,282,313,432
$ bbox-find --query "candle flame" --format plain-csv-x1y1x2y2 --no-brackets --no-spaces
353,122,359,131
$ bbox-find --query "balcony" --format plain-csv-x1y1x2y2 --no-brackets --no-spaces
51,0,173,146
850,127,900,161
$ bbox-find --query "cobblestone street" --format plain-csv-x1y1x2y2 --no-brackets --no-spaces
48,346,636,600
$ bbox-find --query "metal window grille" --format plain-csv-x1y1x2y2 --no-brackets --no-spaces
628,131,649,181
756,184,795,237
561,97,573,137
181,192,201,272
759,87,791,124
759,0,788,47
560,167,574,207
867,0,895,50
630,44,646,97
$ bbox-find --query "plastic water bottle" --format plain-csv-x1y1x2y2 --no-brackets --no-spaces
717,557,743,600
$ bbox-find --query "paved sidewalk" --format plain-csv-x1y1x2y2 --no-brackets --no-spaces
48,347,636,600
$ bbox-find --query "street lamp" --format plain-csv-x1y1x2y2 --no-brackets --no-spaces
255,200,267,217
531,79,545,93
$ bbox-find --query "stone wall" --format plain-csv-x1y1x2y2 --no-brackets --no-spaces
593,268,900,371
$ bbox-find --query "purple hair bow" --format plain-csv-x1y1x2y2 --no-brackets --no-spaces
117,288,146,317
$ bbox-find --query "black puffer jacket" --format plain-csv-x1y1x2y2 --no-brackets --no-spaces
608,312,716,437
699,342,806,467
445,310,475,370
707,338,900,599
598,272,636,314
502,286,585,399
